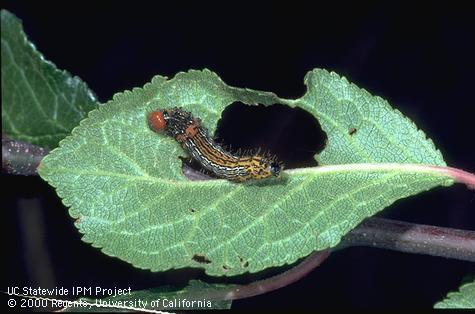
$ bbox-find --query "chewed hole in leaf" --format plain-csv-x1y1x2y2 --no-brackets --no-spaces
192,254,212,264
214,103,326,170
238,256,249,268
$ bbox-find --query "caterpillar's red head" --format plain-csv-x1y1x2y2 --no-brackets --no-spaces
148,108,196,140
148,110,167,132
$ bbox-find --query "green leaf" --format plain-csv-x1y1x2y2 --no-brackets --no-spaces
298,69,446,165
1,10,98,149
39,69,453,276
62,280,232,312
434,279,475,309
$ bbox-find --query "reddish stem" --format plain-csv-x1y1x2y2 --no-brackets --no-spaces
2,136,49,175
435,165,475,189
223,250,331,300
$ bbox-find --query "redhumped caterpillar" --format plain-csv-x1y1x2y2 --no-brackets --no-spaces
148,107,283,182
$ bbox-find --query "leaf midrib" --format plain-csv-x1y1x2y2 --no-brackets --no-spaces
44,163,452,189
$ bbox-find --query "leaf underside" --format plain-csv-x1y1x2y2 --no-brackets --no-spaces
1,10,98,149
434,279,475,309
39,68,452,276
62,280,232,312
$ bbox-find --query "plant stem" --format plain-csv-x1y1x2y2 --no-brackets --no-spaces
222,250,331,301
435,166,475,189
2,136,49,175
341,217,475,262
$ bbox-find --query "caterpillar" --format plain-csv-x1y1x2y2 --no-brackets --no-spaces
148,107,283,182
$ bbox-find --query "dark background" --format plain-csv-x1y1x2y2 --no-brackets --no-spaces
2,2,474,311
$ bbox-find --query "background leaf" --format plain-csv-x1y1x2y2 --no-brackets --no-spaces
1,10,98,149
62,280,233,312
39,69,453,276
434,279,475,309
